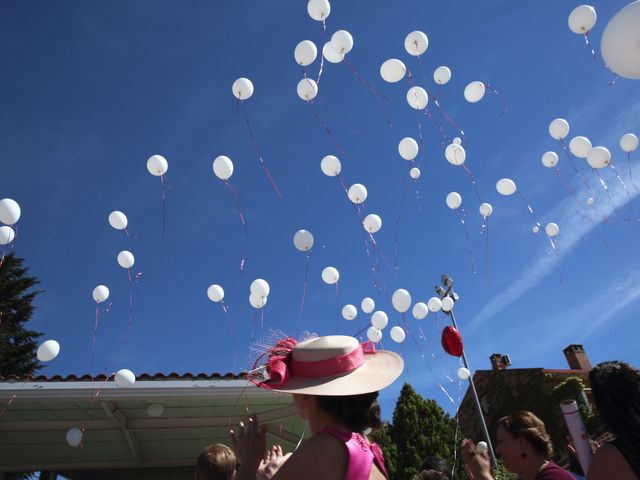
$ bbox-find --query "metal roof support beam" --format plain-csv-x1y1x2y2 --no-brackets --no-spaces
100,401,142,464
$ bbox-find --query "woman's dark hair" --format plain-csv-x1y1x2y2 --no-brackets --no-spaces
419,457,451,480
316,391,381,433
589,361,640,448
414,471,450,480
498,411,553,459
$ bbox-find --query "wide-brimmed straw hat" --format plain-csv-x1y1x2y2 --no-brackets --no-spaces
254,335,404,396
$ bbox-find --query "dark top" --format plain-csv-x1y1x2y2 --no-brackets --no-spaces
611,438,640,479
534,461,575,480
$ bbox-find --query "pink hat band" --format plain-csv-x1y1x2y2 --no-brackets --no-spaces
291,342,374,378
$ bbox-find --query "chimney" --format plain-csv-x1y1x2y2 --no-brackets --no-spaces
563,344,592,370
490,353,510,370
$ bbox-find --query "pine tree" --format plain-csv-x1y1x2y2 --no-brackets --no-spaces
369,421,398,479
390,383,460,480
0,254,43,376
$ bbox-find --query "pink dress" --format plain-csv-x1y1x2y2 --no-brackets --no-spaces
321,427,389,480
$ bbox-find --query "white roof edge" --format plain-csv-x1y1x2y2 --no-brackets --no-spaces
0,379,284,400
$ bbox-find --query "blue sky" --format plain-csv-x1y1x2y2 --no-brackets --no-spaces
1,0,639,420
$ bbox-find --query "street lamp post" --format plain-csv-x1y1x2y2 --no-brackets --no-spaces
436,274,498,468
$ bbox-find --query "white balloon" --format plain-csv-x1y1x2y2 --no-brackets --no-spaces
476,441,489,455
147,403,165,418
427,297,442,312
37,340,60,362
391,289,412,313
458,367,471,380
307,0,331,21
114,369,136,388
293,229,314,252
600,1,640,80
294,40,317,66
213,155,234,181
433,66,452,85
66,428,83,448
586,197,594,205
0,226,15,246
412,302,428,320
147,155,168,176
532,225,540,234
479,203,493,218
232,77,254,100
207,284,224,302
446,192,462,210
464,81,485,103
398,137,419,161
390,326,406,343
569,136,592,158
108,211,128,230
620,133,639,153
250,279,270,298
321,266,340,285
92,285,110,303
249,293,267,309
0,198,21,225
545,222,560,237
586,146,611,169
404,31,429,56
363,214,382,233
117,250,135,269
371,311,388,330
453,137,462,145
320,155,342,177
406,86,428,110
367,327,382,343
445,143,466,166
297,78,318,101
409,167,421,180
361,297,375,314
496,178,517,196
541,151,559,168
568,5,597,34
380,59,406,83
331,30,353,55
347,184,368,204
342,304,357,320
322,41,344,63
549,118,570,140
441,296,454,312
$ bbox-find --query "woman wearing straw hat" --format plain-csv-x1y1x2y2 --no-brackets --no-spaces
230,335,404,480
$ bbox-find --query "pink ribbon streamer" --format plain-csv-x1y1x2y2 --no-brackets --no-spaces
297,252,311,333
341,58,392,127
239,101,283,199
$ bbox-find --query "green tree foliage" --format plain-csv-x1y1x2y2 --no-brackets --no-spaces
0,253,43,376
388,383,461,480
369,421,398,479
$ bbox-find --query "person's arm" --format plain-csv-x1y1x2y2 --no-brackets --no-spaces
230,414,267,480
257,445,292,480
460,439,494,480
587,443,636,480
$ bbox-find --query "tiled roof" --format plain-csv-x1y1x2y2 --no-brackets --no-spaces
0,371,246,382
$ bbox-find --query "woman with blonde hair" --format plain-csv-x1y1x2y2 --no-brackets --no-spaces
230,335,404,480
461,411,574,480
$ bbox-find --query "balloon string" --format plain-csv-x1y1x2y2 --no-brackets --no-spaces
315,52,325,84
91,303,100,372
423,107,448,148
458,208,476,274
482,217,491,286
91,373,114,402
221,302,236,372
593,169,619,216
160,174,167,240
552,168,596,224
401,312,424,357
583,32,596,59
224,181,249,237
316,94,365,136
310,104,350,158
335,282,340,333
516,190,538,222
0,395,17,417
393,170,410,271
341,58,392,127
239,101,283,199
608,163,635,220
412,175,423,214
559,139,597,196
608,74,619,87
297,252,310,333
485,83,509,117
461,164,483,204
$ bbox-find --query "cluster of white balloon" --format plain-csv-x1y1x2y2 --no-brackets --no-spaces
0,198,21,247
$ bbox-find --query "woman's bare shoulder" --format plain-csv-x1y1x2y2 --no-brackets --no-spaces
272,433,348,480
588,443,638,480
